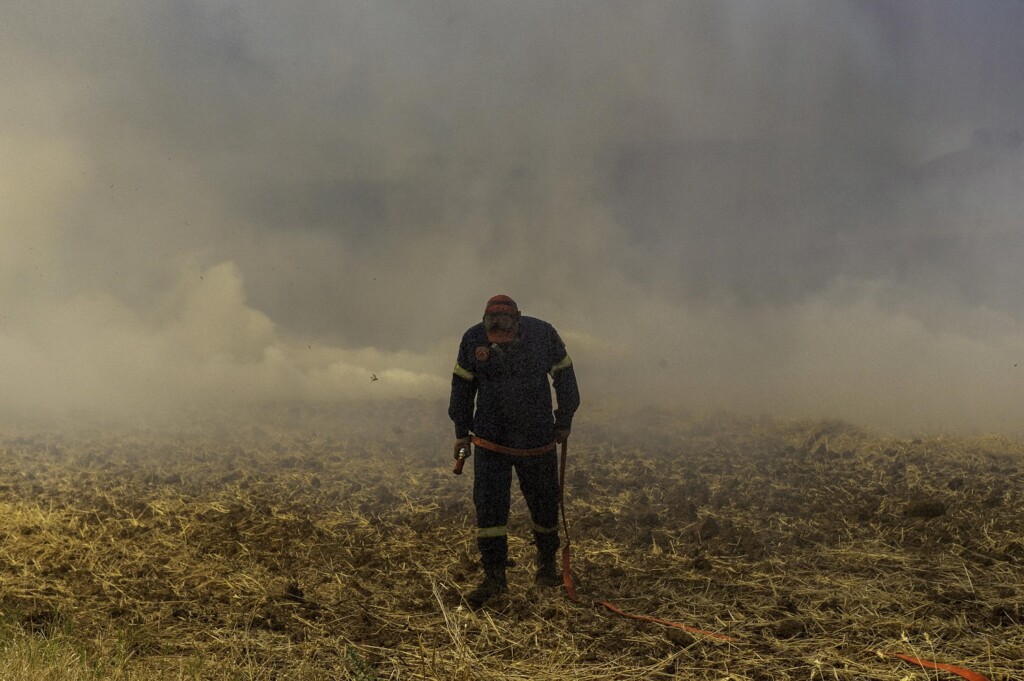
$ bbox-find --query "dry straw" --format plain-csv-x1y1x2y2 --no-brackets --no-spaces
0,407,1020,679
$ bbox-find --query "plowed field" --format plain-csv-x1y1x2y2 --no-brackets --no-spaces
0,403,1021,679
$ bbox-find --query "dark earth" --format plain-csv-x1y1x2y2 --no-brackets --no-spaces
0,402,1020,679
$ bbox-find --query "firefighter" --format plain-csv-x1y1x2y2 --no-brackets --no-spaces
448,294,580,608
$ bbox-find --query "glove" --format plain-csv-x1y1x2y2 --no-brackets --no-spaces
453,436,472,460
555,429,570,445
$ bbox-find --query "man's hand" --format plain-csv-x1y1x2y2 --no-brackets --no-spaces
452,436,472,475
555,429,570,445
453,436,472,460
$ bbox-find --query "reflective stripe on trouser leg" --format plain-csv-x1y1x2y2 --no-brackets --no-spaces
474,446,512,568
514,450,561,555
478,526,508,538
532,523,560,556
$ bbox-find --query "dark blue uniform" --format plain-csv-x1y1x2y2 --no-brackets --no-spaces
449,316,580,572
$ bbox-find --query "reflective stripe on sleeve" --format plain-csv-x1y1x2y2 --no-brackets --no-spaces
477,525,507,539
549,353,573,375
532,522,558,534
453,362,475,381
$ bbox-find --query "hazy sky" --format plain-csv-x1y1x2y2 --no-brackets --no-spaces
2,1,1023,433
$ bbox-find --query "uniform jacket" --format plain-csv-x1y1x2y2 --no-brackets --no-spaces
449,316,580,449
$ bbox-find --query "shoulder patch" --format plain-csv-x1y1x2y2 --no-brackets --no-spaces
475,346,490,361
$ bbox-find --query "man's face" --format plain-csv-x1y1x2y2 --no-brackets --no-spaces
484,313,518,336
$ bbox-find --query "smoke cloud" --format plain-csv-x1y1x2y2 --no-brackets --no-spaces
2,1,1023,433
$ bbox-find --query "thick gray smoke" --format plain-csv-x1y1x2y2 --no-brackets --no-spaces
2,1,1023,433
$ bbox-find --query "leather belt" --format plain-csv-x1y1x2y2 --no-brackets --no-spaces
470,436,556,456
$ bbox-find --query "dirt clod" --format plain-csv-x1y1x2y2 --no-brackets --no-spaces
906,500,947,518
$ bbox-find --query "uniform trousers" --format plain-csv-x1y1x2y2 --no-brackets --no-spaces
473,445,561,569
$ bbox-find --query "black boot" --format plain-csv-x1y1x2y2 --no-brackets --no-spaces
535,556,560,587
534,535,561,587
465,563,507,608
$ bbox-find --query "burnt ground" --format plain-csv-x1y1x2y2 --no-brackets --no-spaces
0,404,1021,679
